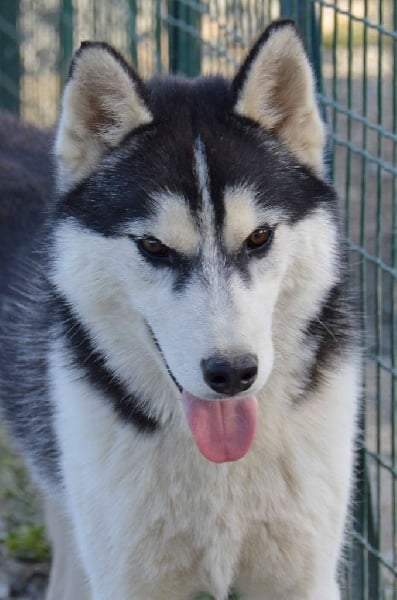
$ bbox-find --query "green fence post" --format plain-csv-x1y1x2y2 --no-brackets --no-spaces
279,0,321,92
167,0,201,76
280,0,310,36
0,0,20,114
59,0,74,85
155,0,162,73
128,0,138,69
168,0,178,74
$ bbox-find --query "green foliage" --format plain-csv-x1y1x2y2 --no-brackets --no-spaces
5,524,51,562
0,423,51,564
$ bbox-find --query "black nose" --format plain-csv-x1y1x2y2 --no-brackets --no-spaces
201,354,258,396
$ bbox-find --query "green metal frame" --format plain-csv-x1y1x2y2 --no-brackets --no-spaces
0,0,20,114
167,0,201,76
59,0,74,85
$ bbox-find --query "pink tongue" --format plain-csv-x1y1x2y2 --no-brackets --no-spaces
181,390,258,463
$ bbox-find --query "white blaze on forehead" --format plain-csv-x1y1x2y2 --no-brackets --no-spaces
193,137,215,240
193,137,228,303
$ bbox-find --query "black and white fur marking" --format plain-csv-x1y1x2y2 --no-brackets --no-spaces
0,20,359,600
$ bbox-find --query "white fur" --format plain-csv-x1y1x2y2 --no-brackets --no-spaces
49,198,357,599
50,344,358,600
51,201,337,403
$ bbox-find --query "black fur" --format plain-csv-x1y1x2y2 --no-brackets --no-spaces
0,114,54,298
53,293,160,433
0,114,59,484
0,250,60,484
55,74,337,295
56,76,334,237
305,280,359,391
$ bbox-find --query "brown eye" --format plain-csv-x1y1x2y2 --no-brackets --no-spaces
245,227,273,254
139,237,170,259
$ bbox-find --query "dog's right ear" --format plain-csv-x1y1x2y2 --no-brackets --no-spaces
55,42,152,193
232,20,325,176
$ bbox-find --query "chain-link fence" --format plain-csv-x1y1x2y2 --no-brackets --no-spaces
0,1,396,598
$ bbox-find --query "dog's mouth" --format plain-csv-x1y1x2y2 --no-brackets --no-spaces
147,324,258,463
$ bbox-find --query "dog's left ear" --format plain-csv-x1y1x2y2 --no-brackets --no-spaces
233,20,325,176
55,42,153,193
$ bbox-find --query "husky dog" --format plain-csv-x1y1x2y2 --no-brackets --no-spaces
0,20,359,600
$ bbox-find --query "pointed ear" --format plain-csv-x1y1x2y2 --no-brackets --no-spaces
55,42,153,192
233,20,326,176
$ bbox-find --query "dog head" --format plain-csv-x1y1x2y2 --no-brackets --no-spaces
52,21,338,461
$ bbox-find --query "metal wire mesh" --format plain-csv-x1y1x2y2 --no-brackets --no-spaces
313,3,396,598
0,1,396,598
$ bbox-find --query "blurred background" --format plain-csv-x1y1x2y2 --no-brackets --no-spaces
0,1,396,598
